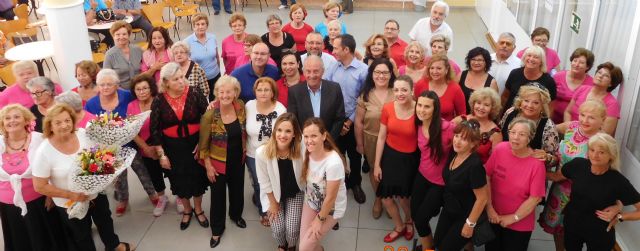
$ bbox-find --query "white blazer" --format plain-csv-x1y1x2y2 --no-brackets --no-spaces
255,144,304,213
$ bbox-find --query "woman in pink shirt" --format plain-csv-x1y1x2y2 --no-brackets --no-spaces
282,4,314,55
54,91,96,129
564,62,622,136
0,61,62,109
413,54,467,121
550,48,594,123
233,34,277,69
141,27,174,83
517,27,561,74
221,13,248,75
485,117,546,251
411,90,454,250
0,104,67,250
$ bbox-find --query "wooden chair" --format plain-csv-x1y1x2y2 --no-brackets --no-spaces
188,0,210,15
14,4,29,20
0,19,37,46
136,41,148,50
142,3,180,39
0,63,16,86
164,0,198,31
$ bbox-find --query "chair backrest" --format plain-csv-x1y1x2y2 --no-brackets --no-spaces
14,4,29,20
0,19,30,46
142,3,166,24
0,64,16,86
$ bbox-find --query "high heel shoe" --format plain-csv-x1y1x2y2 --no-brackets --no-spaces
404,221,414,240
195,210,209,228
383,227,406,243
180,211,193,230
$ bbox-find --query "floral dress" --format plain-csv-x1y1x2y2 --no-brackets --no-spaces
539,121,590,234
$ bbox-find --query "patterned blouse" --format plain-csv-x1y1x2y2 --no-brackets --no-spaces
185,61,210,99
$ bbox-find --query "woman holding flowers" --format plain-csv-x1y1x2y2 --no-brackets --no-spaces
86,69,158,217
198,75,247,248
150,63,210,230
32,103,133,251
0,104,67,251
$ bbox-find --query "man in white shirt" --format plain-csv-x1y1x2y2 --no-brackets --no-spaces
301,32,337,79
489,32,521,94
408,1,453,53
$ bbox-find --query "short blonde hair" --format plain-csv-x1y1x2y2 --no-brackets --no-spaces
192,13,209,26
42,104,77,138
109,21,132,36
513,85,551,117
578,99,606,120
214,75,241,101
521,45,547,73
404,41,425,62
12,60,37,76
322,1,341,18
468,87,502,120
253,77,278,103
588,132,620,170
0,104,35,135
430,34,451,50
171,41,191,56
327,19,341,29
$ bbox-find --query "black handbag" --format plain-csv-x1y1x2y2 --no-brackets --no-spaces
96,9,116,22
471,213,495,246
90,40,100,52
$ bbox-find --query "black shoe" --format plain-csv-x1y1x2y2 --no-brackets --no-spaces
225,9,232,14
361,161,370,173
195,210,209,228
214,10,220,15
233,218,247,228
332,222,339,230
353,185,366,204
210,234,222,248
180,211,193,230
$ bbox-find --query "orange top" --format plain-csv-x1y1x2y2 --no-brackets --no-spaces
380,102,417,153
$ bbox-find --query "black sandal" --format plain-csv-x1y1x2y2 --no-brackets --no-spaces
195,210,209,228
180,211,193,230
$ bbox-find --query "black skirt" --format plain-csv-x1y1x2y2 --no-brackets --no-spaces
0,196,68,251
163,132,208,198
376,144,419,198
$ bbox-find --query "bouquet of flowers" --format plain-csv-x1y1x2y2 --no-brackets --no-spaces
85,111,150,146
65,146,136,219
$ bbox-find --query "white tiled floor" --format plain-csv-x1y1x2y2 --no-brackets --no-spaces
1,4,558,251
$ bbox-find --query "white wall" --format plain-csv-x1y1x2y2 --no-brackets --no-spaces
476,0,531,50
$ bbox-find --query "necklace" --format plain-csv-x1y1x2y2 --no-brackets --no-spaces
7,137,28,151
277,150,290,159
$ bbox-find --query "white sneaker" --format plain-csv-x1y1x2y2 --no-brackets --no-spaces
153,195,168,217
278,4,288,10
176,197,184,214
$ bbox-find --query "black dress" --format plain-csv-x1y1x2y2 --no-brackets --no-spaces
149,87,209,198
503,67,557,110
261,32,296,68
0,196,68,251
459,70,494,113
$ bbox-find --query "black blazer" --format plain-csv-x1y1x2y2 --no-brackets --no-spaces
288,79,345,141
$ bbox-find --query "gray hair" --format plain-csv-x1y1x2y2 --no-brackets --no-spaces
159,62,182,92
171,41,191,56
265,14,283,26
508,117,537,142
54,91,83,112
303,55,324,69
498,32,516,44
26,76,55,93
96,69,120,85
521,45,547,73
12,60,37,75
431,1,450,17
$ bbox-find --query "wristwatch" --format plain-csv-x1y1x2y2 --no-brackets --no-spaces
617,213,624,222
317,214,326,222
465,218,476,228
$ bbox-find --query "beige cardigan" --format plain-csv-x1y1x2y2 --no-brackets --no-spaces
255,144,304,213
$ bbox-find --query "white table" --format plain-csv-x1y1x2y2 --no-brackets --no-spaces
88,15,134,30
5,41,54,76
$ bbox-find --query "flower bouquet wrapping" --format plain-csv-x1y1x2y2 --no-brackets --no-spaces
85,111,150,146
65,146,137,219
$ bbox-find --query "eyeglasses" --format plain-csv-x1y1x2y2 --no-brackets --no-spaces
135,87,150,92
373,70,391,76
30,90,49,97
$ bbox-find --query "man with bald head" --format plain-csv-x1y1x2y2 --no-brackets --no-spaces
287,55,345,141
301,32,337,78
231,42,280,102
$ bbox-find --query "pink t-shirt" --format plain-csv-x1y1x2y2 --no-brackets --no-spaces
233,55,277,70
221,34,246,75
282,22,314,53
517,47,561,73
417,119,454,185
0,83,63,109
485,142,546,232
127,100,152,157
141,49,172,83
569,85,620,120
77,111,96,129
551,71,593,123
0,151,42,204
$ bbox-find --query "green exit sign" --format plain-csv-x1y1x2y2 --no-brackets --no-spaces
570,11,581,34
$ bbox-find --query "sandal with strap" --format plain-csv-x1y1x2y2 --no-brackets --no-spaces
180,211,192,230
404,221,415,240
384,227,406,243
119,242,134,251
260,215,271,227
195,210,209,228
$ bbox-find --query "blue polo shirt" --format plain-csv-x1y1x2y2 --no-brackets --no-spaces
230,63,280,102
325,58,367,122
83,0,108,12
186,33,221,80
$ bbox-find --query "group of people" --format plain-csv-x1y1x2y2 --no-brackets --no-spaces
1,1,640,251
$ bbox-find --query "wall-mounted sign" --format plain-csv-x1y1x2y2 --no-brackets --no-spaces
570,11,581,34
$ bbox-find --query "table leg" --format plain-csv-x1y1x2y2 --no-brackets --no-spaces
35,59,45,76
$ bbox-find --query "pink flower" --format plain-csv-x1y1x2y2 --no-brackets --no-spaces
102,154,115,165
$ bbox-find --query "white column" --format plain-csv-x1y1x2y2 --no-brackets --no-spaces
42,0,92,90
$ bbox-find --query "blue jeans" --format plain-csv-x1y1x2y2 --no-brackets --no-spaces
213,0,231,11
280,0,296,5
245,157,264,215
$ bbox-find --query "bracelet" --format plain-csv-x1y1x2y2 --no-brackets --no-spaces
316,214,326,222
160,155,168,160
157,151,165,158
617,213,624,222
465,218,476,228
514,214,520,222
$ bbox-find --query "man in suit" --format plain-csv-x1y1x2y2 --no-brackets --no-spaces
287,55,345,142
